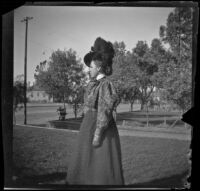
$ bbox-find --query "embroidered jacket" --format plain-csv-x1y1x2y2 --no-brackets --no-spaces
84,77,120,138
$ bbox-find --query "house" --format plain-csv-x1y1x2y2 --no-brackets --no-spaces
27,85,53,103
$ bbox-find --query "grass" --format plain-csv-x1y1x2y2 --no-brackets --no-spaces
12,125,191,188
19,109,187,131
15,104,187,132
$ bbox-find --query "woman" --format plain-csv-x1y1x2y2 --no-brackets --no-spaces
66,37,124,185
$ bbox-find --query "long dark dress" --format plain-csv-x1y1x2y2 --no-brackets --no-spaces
66,77,124,185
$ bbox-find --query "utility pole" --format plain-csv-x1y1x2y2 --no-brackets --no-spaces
21,16,33,124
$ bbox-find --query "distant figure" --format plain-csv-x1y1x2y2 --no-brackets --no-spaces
66,37,124,185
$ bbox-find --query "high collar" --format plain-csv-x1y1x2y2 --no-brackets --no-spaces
96,73,105,81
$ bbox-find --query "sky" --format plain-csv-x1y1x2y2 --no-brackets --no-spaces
14,5,174,85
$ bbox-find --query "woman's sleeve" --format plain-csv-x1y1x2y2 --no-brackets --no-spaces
94,80,120,138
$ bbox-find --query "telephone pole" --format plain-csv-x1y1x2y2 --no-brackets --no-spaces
21,16,33,124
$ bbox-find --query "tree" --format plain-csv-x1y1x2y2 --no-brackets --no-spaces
68,82,85,119
111,40,161,112
120,51,140,111
133,41,160,111
160,7,192,58
123,87,140,112
110,41,140,111
110,41,127,98
159,7,192,112
13,75,26,124
34,48,86,118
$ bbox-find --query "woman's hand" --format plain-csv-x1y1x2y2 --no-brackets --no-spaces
92,134,101,147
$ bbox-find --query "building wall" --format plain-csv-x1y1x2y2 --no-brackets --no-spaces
27,90,53,102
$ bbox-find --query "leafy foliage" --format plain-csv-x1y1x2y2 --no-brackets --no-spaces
13,75,29,124
13,75,25,112
111,40,164,111
110,41,140,111
159,7,192,112
132,40,162,110
34,49,87,118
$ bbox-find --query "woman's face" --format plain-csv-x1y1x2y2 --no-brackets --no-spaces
89,60,101,79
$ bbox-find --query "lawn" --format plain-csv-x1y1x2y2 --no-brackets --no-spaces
15,103,187,132
12,125,190,188
14,103,140,125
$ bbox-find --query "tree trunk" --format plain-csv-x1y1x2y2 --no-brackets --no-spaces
146,104,149,127
140,100,145,111
52,94,54,102
130,101,134,112
163,105,168,127
63,94,66,108
74,103,77,119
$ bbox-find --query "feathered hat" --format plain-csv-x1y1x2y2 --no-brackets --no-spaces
84,37,115,68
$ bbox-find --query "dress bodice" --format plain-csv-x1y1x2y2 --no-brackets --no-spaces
84,77,120,111
84,79,101,110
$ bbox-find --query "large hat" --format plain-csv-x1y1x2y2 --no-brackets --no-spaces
84,37,115,67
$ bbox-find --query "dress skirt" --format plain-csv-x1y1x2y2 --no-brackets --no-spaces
66,109,124,185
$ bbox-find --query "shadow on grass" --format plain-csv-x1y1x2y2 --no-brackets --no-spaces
12,172,67,187
128,170,189,188
12,170,189,189
29,124,47,127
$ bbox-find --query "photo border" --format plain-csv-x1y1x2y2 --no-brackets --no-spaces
2,1,199,190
